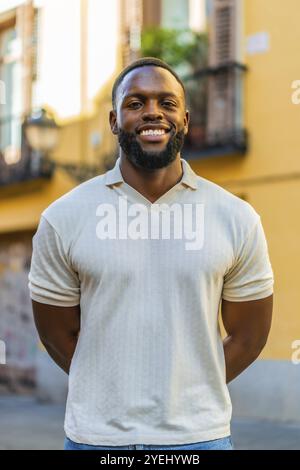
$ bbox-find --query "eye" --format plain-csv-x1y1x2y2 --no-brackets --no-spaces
162,100,177,108
128,101,143,109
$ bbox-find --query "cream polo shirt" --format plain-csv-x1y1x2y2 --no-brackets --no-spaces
28,157,274,446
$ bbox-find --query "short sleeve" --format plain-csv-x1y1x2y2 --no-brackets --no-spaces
28,216,80,306
222,216,274,301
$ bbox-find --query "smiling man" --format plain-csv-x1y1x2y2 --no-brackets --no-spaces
28,57,274,451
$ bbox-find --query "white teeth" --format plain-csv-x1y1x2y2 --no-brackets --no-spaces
140,129,166,136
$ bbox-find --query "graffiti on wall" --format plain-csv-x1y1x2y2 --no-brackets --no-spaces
0,233,38,393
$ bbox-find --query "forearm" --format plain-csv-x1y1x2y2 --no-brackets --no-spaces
41,335,78,375
223,335,264,383
31,301,81,375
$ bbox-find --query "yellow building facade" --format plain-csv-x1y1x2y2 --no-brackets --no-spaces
187,0,300,421
191,0,300,361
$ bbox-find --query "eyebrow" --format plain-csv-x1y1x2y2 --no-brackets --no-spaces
123,92,180,101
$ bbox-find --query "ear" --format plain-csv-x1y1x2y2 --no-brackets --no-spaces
109,110,118,135
183,109,190,135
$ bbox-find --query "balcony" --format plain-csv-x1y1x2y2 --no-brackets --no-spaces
183,61,248,159
0,153,55,187
0,115,55,188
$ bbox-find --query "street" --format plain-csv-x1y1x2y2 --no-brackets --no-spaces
0,395,299,450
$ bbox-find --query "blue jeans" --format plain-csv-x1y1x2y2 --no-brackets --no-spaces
64,435,233,450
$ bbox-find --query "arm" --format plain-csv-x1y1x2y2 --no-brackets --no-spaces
32,300,81,374
28,216,81,374
222,294,273,383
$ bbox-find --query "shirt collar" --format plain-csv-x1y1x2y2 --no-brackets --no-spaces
105,157,198,190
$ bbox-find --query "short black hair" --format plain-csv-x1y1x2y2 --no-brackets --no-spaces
112,57,186,110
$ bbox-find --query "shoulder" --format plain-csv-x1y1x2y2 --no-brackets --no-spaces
41,173,107,235
191,174,261,248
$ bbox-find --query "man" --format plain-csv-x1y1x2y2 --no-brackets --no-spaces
28,57,274,451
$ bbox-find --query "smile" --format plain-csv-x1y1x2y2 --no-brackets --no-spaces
140,129,167,136
137,126,172,142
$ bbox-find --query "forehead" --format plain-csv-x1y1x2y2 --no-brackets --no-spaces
117,66,185,103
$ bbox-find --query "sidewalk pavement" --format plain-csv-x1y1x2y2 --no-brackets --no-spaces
0,395,299,450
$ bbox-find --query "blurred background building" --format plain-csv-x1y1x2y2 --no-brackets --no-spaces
0,0,299,428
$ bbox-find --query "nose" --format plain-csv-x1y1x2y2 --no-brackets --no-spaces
141,100,163,121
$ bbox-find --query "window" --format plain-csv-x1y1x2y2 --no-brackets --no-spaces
0,6,50,187
183,0,248,158
0,22,23,165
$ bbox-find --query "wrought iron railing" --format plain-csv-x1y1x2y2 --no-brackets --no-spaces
0,153,55,187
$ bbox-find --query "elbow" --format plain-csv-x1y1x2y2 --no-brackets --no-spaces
249,339,268,359
38,329,79,350
235,333,270,359
253,329,271,355
38,334,53,350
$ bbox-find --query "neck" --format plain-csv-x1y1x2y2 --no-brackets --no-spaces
119,153,183,203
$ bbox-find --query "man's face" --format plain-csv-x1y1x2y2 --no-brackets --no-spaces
109,66,189,170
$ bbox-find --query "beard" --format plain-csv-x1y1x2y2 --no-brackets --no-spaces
117,127,186,170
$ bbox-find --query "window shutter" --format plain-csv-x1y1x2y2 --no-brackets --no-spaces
32,8,40,82
120,0,143,66
207,0,238,141
142,0,161,28
213,0,236,64
17,1,34,114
